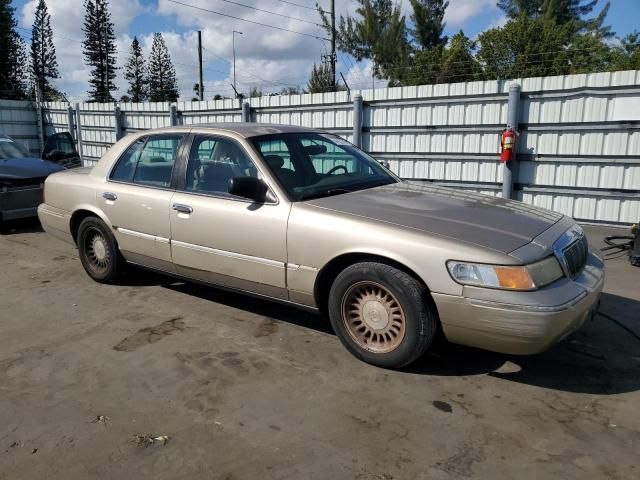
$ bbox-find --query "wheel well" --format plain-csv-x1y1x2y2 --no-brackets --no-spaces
69,210,98,244
314,253,430,315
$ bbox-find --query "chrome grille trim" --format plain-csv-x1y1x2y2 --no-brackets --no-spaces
553,224,589,279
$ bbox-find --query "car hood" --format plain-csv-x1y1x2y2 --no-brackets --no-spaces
0,157,65,179
306,181,564,254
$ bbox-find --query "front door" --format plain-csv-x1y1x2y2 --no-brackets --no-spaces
169,134,289,299
99,133,186,272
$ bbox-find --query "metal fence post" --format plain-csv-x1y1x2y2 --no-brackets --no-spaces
502,83,521,199
242,101,251,122
34,87,45,152
169,104,178,126
353,93,363,149
114,105,124,141
74,102,84,166
67,105,75,142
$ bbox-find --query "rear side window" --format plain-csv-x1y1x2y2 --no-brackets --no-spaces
110,135,183,187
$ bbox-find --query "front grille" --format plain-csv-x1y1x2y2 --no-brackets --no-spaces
0,176,46,191
562,235,589,277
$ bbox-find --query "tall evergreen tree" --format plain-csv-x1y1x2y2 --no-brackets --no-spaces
0,0,29,99
30,0,59,101
82,0,117,102
318,0,410,85
409,0,449,50
147,33,179,102
124,36,147,102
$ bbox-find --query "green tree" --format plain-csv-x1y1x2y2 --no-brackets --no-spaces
0,0,29,99
408,31,482,85
124,36,147,102
409,0,449,50
307,63,333,93
318,0,410,85
147,33,179,102
477,15,572,79
249,86,263,97
82,0,118,102
30,0,59,101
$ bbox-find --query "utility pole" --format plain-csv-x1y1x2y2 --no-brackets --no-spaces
330,0,336,91
197,30,204,101
233,30,243,98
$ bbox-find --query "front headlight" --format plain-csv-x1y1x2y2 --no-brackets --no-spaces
447,256,563,291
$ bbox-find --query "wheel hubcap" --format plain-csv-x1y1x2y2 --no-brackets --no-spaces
84,228,110,272
341,281,406,354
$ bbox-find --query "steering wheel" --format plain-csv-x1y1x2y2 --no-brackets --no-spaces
326,165,348,175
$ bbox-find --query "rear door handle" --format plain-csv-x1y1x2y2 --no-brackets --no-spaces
172,203,193,214
102,192,117,201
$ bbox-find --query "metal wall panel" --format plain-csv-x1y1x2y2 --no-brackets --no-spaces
34,69,640,224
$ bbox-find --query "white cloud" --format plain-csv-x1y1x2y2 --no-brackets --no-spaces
445,0,497,28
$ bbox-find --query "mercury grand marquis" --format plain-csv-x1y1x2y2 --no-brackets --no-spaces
38,124,604,368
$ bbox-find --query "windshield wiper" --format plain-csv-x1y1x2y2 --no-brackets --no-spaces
299,188,352,201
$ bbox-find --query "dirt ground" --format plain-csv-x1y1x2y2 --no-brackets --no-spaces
1,219,639,480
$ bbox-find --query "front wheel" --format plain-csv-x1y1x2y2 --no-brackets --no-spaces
76,216,125,283
328,262,438,369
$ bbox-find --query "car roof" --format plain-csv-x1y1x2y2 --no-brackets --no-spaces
186,123,321,138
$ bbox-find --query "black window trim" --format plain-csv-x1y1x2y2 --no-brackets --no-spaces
176,132,280,205
106,133,188,191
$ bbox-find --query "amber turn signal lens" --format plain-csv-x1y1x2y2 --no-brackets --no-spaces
493,266,535,290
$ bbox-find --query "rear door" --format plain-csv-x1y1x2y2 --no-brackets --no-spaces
169,133,290,299
98,133,186,272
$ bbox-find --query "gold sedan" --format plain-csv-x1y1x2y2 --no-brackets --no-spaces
38,124,604,369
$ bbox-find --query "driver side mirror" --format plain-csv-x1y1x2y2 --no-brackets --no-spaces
228,176,271,203
378,159,391,169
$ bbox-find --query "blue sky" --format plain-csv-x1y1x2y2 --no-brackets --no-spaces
13,0,640,101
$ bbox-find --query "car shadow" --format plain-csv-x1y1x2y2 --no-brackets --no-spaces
151,273,640,394
0,217,44,235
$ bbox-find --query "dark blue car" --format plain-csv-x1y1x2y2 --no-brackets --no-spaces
0,133,80,226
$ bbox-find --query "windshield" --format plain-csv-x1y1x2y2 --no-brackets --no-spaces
250,132,397,201
0,137,29,160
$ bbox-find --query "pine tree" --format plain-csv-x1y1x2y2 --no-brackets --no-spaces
124,36,147,102
409,0,449,50
147,33,179,102
307,63,333,93
82,0,117,102
318,0,410,85
30,0,59,101
0,0,29,99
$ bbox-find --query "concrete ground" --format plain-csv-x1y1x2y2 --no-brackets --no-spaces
0,220,639,480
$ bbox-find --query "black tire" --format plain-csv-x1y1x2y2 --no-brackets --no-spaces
328,261,437,369
76,216,125,283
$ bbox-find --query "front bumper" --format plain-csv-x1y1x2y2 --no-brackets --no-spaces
433,252,604,355
0,186,42,221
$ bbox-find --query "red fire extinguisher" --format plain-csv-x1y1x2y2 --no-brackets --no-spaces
500,127,516,162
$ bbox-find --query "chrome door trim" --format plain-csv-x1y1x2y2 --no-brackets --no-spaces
116,227,170,244
171,240,285,268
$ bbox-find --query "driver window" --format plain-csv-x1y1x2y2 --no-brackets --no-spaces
185,136,257,195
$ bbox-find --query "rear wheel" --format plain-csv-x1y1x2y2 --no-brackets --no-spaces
328,261,438,369
76,216,125,283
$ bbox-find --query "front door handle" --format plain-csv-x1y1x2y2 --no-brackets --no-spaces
172,203,193,214
102,192,117,201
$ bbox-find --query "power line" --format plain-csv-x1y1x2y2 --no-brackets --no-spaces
16,26,83,44
211,0,322,27
273,0,319,11
166,0,329,41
